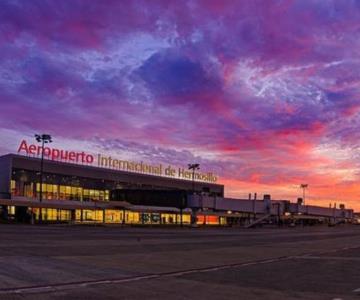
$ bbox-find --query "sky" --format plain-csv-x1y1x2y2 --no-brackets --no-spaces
0,0,360,210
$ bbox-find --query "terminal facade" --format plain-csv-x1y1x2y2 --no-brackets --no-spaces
0,153,355,226
0,154,225,225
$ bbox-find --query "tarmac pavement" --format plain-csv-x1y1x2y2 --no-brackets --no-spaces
0,224,359,299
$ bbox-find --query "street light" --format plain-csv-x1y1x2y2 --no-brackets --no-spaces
300,184,308,205
188,163,200,226
35,134,52,222
188,163,200,194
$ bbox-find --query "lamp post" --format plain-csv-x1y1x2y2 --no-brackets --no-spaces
300,184,308,206
35,134,52,223
188,163,200,194
188,163,200,226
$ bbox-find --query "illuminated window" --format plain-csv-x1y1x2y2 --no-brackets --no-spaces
46,184,53,193
24,183,33,198
76,187,83,201
52,185,59,199
105,210,121,223
59,210,71,221
75,210,82,221
220,217,227,225
71,187,77,199
126,211,140,224
10,180,16,195
45,209,57,221
197,215,219,225
177,214,191,224
82,209,103,222
161,213,176,224
65,186,71,198
59,186,66,200
89,189,95,201
7,206,15,215
94,190,100,201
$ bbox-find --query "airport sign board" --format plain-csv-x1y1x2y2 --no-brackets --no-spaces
17,140,218,183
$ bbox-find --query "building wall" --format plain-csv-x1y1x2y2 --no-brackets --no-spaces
189,195,354,219
5,154,224,199
0,155,12,198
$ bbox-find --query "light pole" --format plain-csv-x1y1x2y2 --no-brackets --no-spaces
188,163,200,194
188,163,200,226
35,134,52,223
300,184,308,206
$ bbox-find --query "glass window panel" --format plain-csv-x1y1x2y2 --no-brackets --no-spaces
59,186,66,200
105,210,121,223
24,183,33,198
47,209,57,221
71,187,77,195
60,210,71,220
52,185,58,199
8,206,15,215
46,184,53,193
177,214,191,224
127,212,140,224
89,190,95,201
65,186,71,194
75,209,83,221
84,210,93,221
83,190,90,201
76,188,82,201
94,210,103,222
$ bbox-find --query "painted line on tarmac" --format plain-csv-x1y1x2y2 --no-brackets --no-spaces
1,245,360,295
0,256,296,295
0,256,324,295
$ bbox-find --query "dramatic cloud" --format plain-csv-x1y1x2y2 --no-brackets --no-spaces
1,0,360,210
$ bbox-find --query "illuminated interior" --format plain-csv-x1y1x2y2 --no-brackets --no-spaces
11,180,109,202
5,206,226,225
8,168,226,226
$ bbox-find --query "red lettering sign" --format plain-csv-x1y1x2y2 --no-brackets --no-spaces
17,140,29,153
17,140,95,165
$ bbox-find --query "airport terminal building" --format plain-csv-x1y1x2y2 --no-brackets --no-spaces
0,140,355,226
0,152,226,225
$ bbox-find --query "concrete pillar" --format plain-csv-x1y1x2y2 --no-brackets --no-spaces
71,209,76,224
122,209,126,225
191,208,197,226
